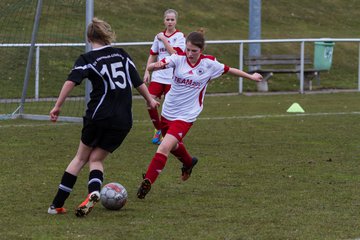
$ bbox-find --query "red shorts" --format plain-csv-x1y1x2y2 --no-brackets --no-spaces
148,81,171,99
160,117,193,142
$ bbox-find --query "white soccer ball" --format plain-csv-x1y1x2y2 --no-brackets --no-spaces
100,182,128,210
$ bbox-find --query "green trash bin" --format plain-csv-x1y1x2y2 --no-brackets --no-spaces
313,41,335,70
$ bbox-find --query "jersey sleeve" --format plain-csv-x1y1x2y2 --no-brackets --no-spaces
173,33,186,54
124,56,143,88
210,59,229,80
66,55,89,85
149,36,159,55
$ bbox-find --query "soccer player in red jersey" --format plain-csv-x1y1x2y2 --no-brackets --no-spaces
137,29,263,199
143,9,186,145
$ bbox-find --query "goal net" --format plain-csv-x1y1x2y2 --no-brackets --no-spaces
0,0,86,121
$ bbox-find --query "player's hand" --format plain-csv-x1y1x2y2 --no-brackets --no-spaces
147,98,160,109
251,73,263,82
143,71,151,84
154,61,168,69
156,32,165,41
50,106,60,122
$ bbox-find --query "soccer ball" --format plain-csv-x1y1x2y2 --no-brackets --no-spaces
100,182,128,210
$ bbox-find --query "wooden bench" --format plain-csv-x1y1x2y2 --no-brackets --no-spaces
244,55,328,91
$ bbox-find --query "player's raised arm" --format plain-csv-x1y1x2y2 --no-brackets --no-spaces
228,67,263,82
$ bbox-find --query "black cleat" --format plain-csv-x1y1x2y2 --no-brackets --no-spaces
137,178,152,199
181,157,198,181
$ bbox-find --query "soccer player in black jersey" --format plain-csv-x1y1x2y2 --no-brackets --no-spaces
47,18,159,217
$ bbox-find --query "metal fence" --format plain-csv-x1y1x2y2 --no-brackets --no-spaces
1,38,360,95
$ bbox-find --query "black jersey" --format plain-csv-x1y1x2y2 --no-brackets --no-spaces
67,45,143,129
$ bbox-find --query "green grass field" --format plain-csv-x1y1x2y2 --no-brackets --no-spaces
1,2,360,238
1,93,360,239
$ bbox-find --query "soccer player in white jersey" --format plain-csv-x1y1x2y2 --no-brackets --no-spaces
47,18,159,216
143,9,186,145
137,30,263,199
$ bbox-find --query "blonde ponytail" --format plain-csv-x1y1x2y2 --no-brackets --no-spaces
87,17,116,45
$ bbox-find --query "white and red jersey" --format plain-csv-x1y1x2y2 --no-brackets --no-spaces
150,30,185,84
161,53,230,122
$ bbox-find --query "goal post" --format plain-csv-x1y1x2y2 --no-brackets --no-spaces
0,0,88,122
19,0,43,115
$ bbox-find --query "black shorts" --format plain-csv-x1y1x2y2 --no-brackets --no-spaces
81,117,130,153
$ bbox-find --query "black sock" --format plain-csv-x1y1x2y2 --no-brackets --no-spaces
52,171,77,208
88,169,103,193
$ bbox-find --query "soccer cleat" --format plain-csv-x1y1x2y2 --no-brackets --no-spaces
48,204,67,215
152,129,162,145
75,191,100,217
137,178,152,199
181,157,198,181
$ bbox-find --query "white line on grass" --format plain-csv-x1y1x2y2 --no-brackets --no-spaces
197,111,360,120
0,122,75,128
1,111,360,128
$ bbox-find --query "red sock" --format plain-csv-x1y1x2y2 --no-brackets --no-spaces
170,142,192,167
145,153,167,184
148,108,161,130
